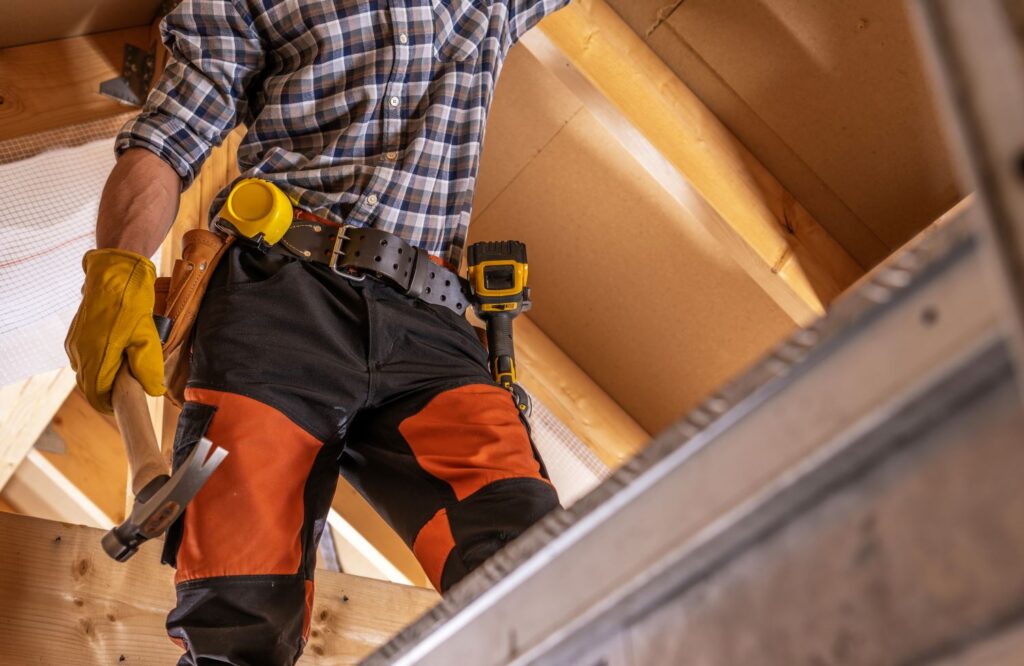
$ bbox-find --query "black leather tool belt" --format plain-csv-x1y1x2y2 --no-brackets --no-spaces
275,218,471,316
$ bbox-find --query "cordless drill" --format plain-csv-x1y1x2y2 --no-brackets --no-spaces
467,241,532,415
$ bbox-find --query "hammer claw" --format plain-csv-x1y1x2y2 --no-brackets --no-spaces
102,437,229,561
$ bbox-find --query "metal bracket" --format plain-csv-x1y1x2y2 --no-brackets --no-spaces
99,44,156,107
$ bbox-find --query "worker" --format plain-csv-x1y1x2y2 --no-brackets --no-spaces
64,0,568,663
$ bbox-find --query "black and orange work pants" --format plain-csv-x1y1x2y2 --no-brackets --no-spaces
162,246,560,665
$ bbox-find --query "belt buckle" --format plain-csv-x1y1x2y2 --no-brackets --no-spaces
329,225,366,282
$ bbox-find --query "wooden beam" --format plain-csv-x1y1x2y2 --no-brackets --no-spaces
0,512,438,664
525,0,864,324
0,25,153,140
4,450,112,528
0,367,76,490
513,316,650,467
42,389,128,523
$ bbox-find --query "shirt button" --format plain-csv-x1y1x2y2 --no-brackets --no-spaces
385,151,398,161
389,96,400,107
399,33,409,45
366,194,379,206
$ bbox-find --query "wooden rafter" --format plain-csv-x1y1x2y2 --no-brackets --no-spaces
0,25,152,141
0,512,439,664
0,367,75,490
525,0,864,324
3,450,111,528
513,316,649,467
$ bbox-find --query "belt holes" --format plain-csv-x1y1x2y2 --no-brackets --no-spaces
426,287,432,294
398,248,403,255
444,279,451,287
430,271,436,279
456,303,462,309
393,263,399,270
380,239,388,247
440,295,447,302
374,256,382,262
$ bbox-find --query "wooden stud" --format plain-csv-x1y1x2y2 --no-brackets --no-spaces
0,512,439,664
528,0,864,324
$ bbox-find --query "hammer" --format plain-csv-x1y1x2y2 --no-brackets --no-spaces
101,363,228,562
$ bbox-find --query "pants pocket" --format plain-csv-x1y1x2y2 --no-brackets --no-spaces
161,401,218,568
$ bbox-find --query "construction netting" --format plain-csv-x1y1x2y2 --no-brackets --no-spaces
0,115,135,385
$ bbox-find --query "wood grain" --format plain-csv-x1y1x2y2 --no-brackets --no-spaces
0,26,153,140
536,0,863,323
0,512,439,665
0,367,76,490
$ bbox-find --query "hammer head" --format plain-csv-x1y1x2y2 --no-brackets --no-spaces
102,437,228,562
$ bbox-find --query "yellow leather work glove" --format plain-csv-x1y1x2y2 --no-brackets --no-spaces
64,248,166,413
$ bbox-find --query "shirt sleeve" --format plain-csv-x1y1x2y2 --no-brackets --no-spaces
115,0,264,189
507,0,572,45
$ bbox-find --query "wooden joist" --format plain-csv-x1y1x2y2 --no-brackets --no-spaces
527,0,863,324
0,367,76,490
0,26,152,141
514,316,650,467
0,512,439,665
4,450,111,528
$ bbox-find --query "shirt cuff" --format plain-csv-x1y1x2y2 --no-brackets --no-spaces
115,112,212,190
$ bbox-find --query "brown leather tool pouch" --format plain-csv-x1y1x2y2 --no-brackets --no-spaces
153,229,235,407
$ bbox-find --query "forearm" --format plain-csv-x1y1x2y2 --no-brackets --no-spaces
96,148,182,257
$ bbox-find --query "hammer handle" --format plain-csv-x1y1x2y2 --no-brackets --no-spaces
111,364,169,496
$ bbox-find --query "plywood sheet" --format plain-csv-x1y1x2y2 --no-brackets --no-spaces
0,0,161,48
471,109,794,434
606,0,960,267
473,46,583,216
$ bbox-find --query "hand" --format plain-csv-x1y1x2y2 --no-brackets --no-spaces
65,248,166,413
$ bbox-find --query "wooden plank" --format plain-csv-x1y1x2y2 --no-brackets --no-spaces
513,316,650,468
0,512,439,665
4,450,111,528
42,389,128,523
530,0,863,323
0,367,76,490
0,26,153,141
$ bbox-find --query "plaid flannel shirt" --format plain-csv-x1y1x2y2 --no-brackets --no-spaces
116,0,570,265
